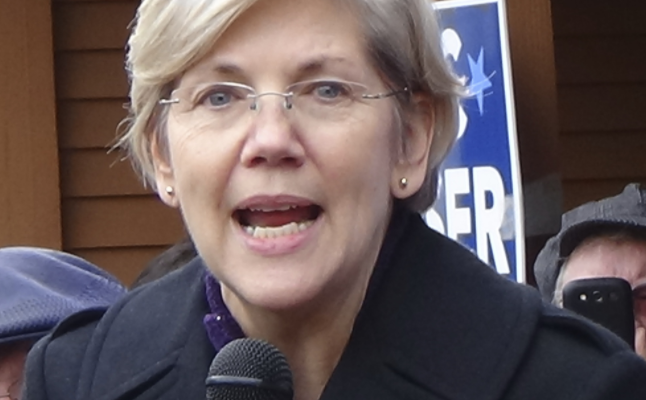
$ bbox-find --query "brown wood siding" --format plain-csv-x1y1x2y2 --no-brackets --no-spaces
0,0,61,249
552,0,646,210
53,0,184,285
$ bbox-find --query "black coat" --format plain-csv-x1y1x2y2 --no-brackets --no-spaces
24,213,646,400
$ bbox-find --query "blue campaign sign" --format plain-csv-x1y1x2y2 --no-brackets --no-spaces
425,0,525,282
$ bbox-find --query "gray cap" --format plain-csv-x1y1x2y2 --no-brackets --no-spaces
534,183,646,301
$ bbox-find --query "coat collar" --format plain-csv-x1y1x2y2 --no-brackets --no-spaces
84,259,214,400
320,213,542,400
87,211,542,400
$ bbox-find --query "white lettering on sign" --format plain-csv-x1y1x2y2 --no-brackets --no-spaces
441,28,468,140
445,168,472,240
473,166,510,274
425,166,510,274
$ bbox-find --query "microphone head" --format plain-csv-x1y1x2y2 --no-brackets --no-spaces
206,338,293,400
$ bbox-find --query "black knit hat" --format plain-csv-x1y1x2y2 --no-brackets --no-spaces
0,247,126,345
534,183,646,301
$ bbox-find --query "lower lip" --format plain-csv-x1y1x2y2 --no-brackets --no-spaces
234,216,321,256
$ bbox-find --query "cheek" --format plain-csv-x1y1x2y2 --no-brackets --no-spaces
166,128,237,201
331,117,397,200
351,108,398,162
167,117,216,155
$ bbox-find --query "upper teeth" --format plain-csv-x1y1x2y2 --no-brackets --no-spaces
248,205,298,212
244,221,314,238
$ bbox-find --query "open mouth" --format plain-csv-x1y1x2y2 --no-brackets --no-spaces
234,204,322,239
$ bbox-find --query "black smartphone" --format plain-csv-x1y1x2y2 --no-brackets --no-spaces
562,277,635,349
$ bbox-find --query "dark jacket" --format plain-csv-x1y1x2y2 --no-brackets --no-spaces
24,213,646,400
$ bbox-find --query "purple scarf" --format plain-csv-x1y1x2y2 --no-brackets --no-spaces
203,273,245,351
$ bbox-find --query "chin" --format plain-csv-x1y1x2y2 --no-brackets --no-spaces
235,275,329,313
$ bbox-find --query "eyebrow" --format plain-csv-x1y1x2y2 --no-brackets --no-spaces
209,55,354,78
295,55,353,74
210,62,245,77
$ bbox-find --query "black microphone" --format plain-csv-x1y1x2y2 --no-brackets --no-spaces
206,338,293,400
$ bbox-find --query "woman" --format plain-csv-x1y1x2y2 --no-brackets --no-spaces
24,0,646,399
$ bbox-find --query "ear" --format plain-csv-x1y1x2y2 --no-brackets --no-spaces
151,134,179,208
391,95,435,199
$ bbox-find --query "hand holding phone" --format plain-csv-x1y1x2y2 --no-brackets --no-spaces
562,277,635,349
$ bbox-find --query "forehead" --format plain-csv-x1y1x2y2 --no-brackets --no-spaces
562,237,646,286
180,0,371,84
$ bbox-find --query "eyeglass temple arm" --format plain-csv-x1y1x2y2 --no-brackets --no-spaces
362,87,409,100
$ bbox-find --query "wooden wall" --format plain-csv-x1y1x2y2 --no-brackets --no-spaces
504,0,560,282
0,0,61,250
552,0,646,210
52,0,184,285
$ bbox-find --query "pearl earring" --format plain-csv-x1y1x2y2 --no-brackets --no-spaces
165,186,175,196
399,178,408,189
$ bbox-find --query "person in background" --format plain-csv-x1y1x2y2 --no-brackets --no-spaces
0,247,125,400
535,183,646,358
130,237,197,289
23,0,646,399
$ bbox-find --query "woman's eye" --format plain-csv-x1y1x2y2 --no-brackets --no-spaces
196,85,247,108
313,82,350,99
204,91,232,107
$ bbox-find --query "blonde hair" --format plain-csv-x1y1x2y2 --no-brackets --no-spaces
117,0,462,211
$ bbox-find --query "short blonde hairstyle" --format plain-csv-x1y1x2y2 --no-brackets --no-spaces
118,0,462,211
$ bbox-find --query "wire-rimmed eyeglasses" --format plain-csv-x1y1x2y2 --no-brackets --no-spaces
158,79,408,129
0,378,22,400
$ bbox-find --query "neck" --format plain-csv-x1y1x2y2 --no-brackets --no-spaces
222,268,373,400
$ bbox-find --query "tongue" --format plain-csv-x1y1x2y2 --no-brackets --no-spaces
243,207,315,228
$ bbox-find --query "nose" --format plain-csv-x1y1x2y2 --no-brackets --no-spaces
240,99,305,168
